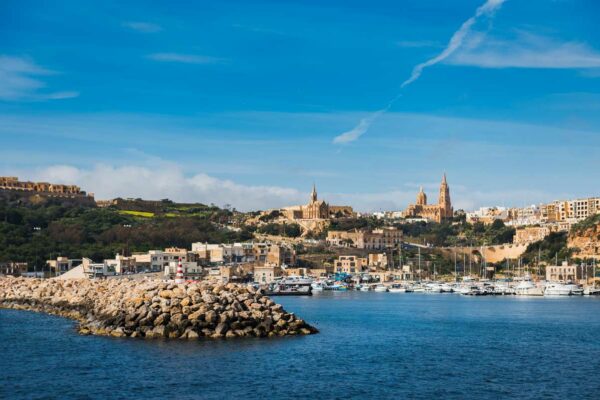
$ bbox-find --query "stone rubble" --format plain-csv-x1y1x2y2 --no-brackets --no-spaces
0,277,318,339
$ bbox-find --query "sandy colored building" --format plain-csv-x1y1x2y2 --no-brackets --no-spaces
368,253,388,269
334,255,368,274
542,197,600,223
403,174,453,223
46,257,82,275
513,226,551,245
0,176,94,201
327,227,402,250
254,265,283,283
0,262,28,277
546,262,581,283
280,184,354,221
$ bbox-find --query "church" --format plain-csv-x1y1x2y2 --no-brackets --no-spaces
403,174,454,223
281,184,354,221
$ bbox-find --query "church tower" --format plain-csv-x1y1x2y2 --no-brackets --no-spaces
438,173,453,219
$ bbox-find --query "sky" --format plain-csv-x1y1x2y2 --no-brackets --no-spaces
1,0,600,212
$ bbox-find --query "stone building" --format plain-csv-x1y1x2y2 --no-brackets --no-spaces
326,227,402,250
546,262,581,283
513,226,551,245
0,176,94,202
403,174,453,223
280,184,354,221
0,262,28,277
541,197,600,223
334,255,368,274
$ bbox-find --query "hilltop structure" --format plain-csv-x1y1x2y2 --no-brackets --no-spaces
280,184,354,221
0,176,94,204
403,174,453,223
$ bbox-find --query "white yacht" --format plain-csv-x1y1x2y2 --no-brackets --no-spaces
514,275,544,296
425,283,443,293
440,283,454,293
545,283,583,296
311,281,325,291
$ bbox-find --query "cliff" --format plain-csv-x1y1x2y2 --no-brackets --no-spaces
568,222,600,258
0,277,317,339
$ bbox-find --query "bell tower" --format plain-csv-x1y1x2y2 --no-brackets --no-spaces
438,173,453,219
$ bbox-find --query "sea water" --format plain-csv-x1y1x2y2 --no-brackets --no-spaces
2,292,600,399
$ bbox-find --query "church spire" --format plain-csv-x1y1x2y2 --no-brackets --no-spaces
310,183,318,203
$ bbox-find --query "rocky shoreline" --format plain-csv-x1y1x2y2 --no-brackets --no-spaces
0,277,318,339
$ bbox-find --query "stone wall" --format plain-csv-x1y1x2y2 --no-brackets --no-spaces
0,277,317,339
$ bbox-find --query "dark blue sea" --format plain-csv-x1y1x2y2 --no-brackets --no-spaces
2,292,600,399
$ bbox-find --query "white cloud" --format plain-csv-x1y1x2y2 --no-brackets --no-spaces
332,109,387,144
447,31,600,69
147,53,222,64
334,0,506,144
401,0,506,88
0,55,79,101
25,164,306,211
123,21,162,33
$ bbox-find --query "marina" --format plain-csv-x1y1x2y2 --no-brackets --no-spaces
261,275,600,298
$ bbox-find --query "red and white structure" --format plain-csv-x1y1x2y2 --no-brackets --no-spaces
175,257,185,284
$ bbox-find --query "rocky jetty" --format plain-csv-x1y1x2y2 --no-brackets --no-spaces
0,277,318,339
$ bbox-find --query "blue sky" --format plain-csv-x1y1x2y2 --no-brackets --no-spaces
1,0,600,211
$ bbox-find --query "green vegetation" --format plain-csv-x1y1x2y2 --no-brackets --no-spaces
571,214,600,234
395,219,515,247
0,200,253,270
520,232,572,265
328,217,385,232
256,222,301,238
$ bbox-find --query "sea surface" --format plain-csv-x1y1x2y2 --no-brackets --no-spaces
2,292,600,399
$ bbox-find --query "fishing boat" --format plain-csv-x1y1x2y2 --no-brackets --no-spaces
461,285,485,296
265,276,313,296
373,284,388,292
583,286,600,296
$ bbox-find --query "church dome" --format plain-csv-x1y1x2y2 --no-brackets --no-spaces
416,187,427,205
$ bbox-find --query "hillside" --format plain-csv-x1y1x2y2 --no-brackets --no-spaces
0,199,254,271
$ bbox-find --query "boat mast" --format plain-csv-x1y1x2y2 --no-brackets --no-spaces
418,246,421,281
454,247,457,282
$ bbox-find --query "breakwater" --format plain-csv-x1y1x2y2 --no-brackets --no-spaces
0,277,317,339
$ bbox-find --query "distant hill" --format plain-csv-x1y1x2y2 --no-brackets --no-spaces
0,198,254,271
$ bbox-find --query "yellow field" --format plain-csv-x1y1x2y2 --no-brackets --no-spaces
119,210,155,218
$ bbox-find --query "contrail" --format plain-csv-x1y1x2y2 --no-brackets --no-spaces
332,0,507,145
